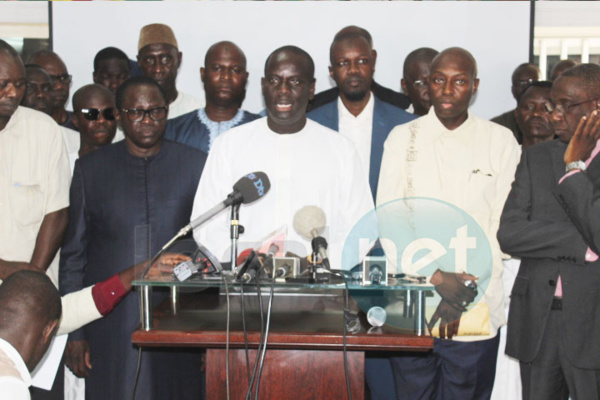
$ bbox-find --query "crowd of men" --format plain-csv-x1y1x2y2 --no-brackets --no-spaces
0,20,598,400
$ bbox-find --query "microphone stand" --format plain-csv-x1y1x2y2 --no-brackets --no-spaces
230,204,242,268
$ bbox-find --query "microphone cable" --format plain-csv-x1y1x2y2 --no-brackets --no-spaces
240,282,251,384
244,277,265,400
343,282,353,400
131,347,143,400
222,274,231,400
255,278,275,399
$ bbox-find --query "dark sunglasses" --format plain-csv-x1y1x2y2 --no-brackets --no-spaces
77,108,116,121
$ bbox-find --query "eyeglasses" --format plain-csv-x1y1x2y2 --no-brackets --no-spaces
49,74,72,85
544,97,600,115
76,108,116,121
515,78,535,89
412,79,428,88
120,106,168,122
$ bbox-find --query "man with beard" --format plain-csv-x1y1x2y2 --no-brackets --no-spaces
401,47,439,116
492,63,541,144
27,50,76,131
308,27,415,200
309,26,411,112
137,23,204,119
59,76,206,400
164,41,259,154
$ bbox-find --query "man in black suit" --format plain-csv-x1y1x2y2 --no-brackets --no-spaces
498,64,600,400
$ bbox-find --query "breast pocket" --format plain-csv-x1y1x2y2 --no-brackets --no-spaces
10,183,45,227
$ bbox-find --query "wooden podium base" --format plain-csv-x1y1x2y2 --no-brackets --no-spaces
206,348,364,400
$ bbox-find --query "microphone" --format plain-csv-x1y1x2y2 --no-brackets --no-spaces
293,206,330,269
161,172,271,252
190,171,270,231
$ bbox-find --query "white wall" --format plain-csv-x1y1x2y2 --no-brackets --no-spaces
52,2,530,119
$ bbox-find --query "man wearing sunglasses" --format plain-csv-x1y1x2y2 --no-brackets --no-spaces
499,64,600,400
27,50,76,131
60,76,206,400
69,84,117,171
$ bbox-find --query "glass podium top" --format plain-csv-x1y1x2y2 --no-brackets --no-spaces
132,272,433,292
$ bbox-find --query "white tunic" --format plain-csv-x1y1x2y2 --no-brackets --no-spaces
168,91,205,120
377,109,521,340
191,117,374,269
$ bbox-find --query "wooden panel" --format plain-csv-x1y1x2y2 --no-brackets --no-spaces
206,349,364,400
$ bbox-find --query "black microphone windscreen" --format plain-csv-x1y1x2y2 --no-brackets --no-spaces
231,172,271,205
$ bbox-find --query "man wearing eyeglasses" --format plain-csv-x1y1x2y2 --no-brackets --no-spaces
59,76,206,400
21,64,81,164
27,50,76,131
499,64,600,400
401,47,439,117
308,26,415,201
492,63,541,145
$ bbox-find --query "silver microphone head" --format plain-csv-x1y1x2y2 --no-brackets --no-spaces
293,205,326,240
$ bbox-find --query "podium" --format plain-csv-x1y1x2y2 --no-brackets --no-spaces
132,277,434,399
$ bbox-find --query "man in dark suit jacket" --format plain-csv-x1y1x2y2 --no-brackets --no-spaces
307,26,415,202
498,64,600,400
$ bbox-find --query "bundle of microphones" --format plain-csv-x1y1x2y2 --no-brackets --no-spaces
169,171,333,283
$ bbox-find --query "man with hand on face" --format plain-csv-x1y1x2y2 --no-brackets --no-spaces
59,76,206,400
191,46,373,271
492,63,541,144
165,41,259,154
27,50,76,131
137,23,204,119
308,26,415,200
401,47,439,117
378,47,520,399
498,64,600,400
21,64,80,159
69,84,117,170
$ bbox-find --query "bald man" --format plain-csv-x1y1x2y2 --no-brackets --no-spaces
27,50,76,131
492,63,541,144
0,271,61,400
70,84,118,170
164,41,259,154
378,47,520,399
